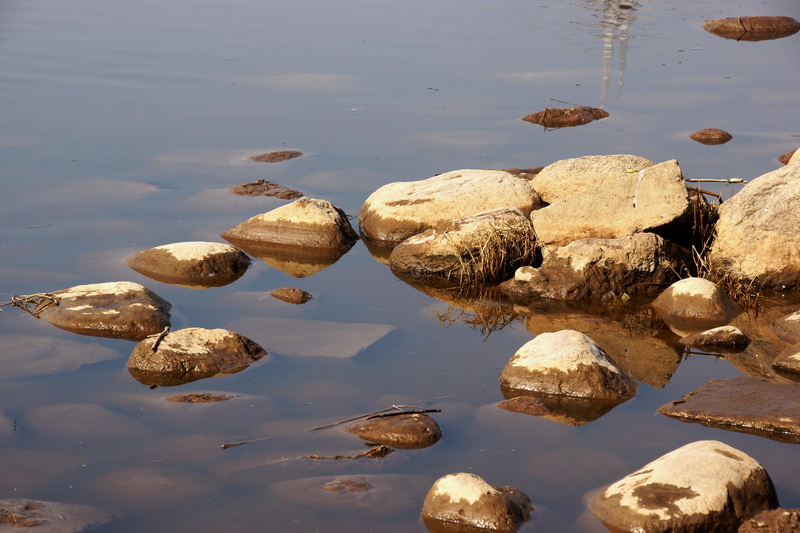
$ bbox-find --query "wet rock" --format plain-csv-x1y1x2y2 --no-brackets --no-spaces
499,330,636,403
0,334,119,380
771,309,800,344
658,377,800,444
347,413,442,449
270,287,313,304
739,509,800,532
500,233,691,302
127,327,266,387
421,473,532,532
651,277,742,337
778,148,797,165
690,128,733,145
0,498,115,532
773,343,800,381
531,159,692,249
790,149,800,165
589,440,778,532
709,162,800,288
680,325,750,351
532,154,654,204
165,392,236,402
703,16,800,41
248,149,303,163
359,169,542,244
389,207,535,288
37,281,171,341
125,241,250,288
521,106,608,128
228,178,303,199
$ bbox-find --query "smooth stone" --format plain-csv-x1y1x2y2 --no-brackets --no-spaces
680,325,751,350
421,473,532,532
0,498,115,532
37,281,171,341
125,241,250,288
0,334,119,380
346,413,442,449
651,277,742,336
589,440,778,532
772,343,800,382
703,16,800,41
771,310,800,344
270,287,313,304
689,128,733,145
658,377,800,444
128,327,266,387
359,169,542,243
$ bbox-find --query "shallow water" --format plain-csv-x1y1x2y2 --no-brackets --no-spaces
1,0,799,531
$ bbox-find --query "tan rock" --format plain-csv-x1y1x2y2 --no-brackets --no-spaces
651,277,742,337
125,241,250,288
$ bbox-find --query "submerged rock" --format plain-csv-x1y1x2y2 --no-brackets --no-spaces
125,241,250,288
36,281,171,340
521,106,608,128
0,498,115,532
703,16,800,41
248,149,303,163
651,277,742,337
270,287,313,304
500,330,636,403
658,377,800,443
359,169,542,244
709,162,800,288
347,413,442,449
689,128,733,145
127,327,266,387
589,440,778,532
532,154,654,204
739,509,800,532
421,473,532,532
228,179,303,199
680,325,750,351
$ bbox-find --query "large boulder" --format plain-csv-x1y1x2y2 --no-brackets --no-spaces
35,281,171,340
388,207,535,289
651,277,742,337
128,327,265,387
125,241,250,288
532,154,654,204
500,232,691,302
421,473,532,532
589,440,778,532
359,169,542,244
531,159,692,249
709,162,800,289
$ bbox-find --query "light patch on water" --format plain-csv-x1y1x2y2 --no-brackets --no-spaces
409,129,509,147
256,72,362,92
433,473,498,505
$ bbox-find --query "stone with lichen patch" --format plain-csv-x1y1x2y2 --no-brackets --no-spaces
589,440,778,532
125,241,250,288
421,473,532,532
37,281,171,341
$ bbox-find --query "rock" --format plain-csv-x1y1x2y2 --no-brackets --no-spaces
248,149,303,163
773,343,800,381
36,281,171,340
127,327,266,387
270,287,313,304
500,233,691,302
589,440,779,532
703,16,800,41
709,162,800,288
790,149,800,165
165,392,237,402
388,207,535,289
778,149,796,165
125,241,250,288
498,390,625,426
228,179,303,199
421,473,532,532
359,169,542,243
0,498,115,532
499,330,636,403
680,325,750,350
690,128,733,145
346,413,442,449
658,377,800,444
773,310,800,344
0,334,119,380
532,154,655,204
521,106,608,128
531,159,692,249
739,509,800,532
651,277,742,337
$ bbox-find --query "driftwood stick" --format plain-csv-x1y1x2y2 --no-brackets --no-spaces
685,178,746,184
147,326,170,352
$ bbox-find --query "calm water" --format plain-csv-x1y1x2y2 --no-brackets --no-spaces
2,0,799,531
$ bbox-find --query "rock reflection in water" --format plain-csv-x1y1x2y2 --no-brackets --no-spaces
223,237,353,278
498,389,624,426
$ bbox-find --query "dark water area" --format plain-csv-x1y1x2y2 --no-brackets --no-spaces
1,0,799,531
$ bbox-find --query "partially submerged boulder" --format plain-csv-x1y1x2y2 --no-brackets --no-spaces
703,16,800,41
347,413,442,449
0,498,115,532
772,310,800,344
532,154,654,204
500,233,691,302
388,207,535,289
589,440,778,532
651,277,742,337
689,128,733,145
35,281,171,340
710,163,800,289
359,169,542,244
125,241,250,288
658,377,800,444
531,159,693,249
421,473,532,532
128,327,265,387
680,325,750,351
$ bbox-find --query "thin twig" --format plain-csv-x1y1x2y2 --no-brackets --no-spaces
685,178,746,184
3,293,60,318
365,408,441,420
147,326,170,352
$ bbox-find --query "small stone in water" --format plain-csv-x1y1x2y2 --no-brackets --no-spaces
229,179,303,199
165,393,236,403
248,150,303,163
689,128,732,145
271,288,313,304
